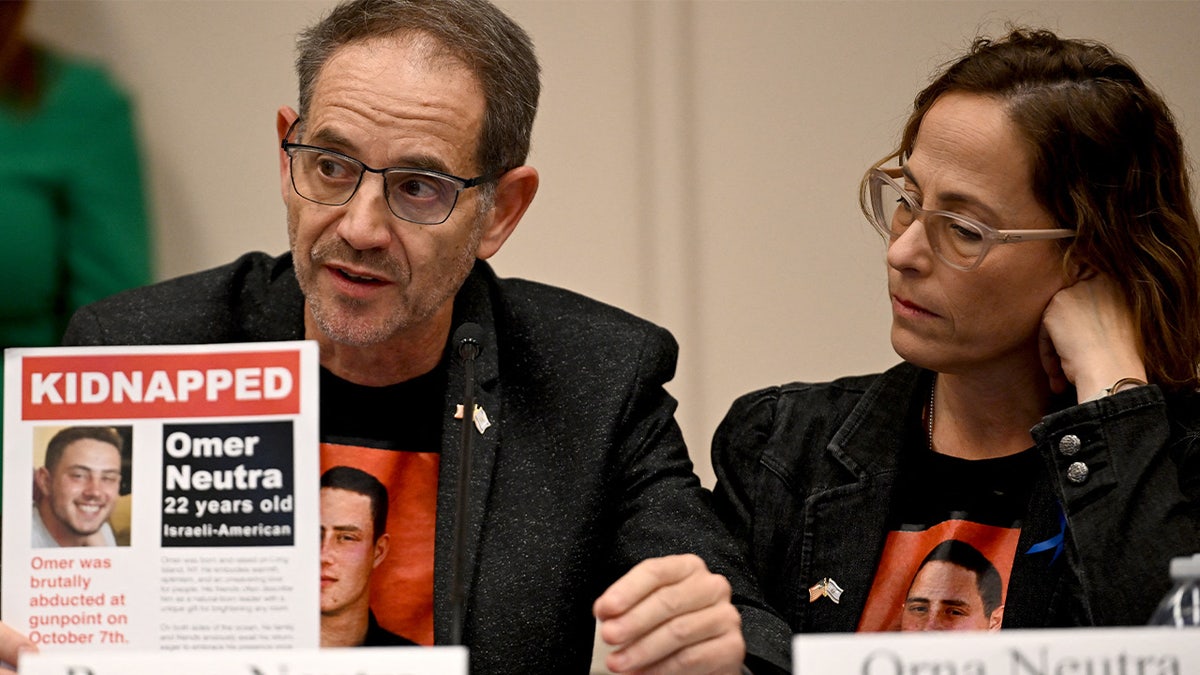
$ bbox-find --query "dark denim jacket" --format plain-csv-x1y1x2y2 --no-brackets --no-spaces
713,362,1200,640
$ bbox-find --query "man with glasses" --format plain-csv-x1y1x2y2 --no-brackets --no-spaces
48,0,790,672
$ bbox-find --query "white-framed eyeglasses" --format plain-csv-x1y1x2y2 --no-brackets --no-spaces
863,167,1075,270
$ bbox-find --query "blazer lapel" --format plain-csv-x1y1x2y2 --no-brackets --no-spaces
433,265,503,644
794,365,923,632
800,447,898,631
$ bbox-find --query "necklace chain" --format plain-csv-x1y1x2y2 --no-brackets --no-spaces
927,376,936,451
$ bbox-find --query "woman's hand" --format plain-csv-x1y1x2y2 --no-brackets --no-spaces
1039,273,1147,402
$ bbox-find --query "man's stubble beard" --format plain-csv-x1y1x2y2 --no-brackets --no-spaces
290,210,486,348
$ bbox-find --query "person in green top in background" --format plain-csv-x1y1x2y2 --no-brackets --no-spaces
0,0,153,492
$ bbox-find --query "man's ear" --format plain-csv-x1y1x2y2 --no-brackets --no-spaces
989,605,1005,631
373,532,390,569
34,466,50,499
276,107,300,202
476,165,539,260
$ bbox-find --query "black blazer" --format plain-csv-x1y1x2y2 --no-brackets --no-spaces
713,363,1200,637
65,252,791,674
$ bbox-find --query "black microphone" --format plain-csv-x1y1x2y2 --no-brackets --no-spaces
456,323,482,361
449,322,482,646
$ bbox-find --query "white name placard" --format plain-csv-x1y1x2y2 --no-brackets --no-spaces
20,646,467,675
794,626,1199,674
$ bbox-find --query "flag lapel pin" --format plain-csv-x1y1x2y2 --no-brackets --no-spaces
808,577,844,604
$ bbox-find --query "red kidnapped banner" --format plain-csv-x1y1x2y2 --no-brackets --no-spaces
22,351,301,420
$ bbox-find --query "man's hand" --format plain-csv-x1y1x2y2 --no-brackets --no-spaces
593,554,744,674
0,621,37,673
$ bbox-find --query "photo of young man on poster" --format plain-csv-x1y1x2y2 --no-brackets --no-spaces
32,425,132,548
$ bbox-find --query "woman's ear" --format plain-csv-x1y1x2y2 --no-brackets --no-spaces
1070,261,1097,283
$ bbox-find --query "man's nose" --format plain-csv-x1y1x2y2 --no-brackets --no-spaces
928,612,952,630
82,476,104,496
335,172,395,250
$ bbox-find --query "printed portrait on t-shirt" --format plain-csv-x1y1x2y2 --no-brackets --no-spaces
898,538,1005,631
857,521,1018,632
317,365,445,646
320,445,438,646
319,465,416,646
854,433,1037,632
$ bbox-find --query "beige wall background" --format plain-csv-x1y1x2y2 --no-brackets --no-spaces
28,0,1200,487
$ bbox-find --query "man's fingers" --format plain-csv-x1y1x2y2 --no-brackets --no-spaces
0,621,37,671
598,558,729,646
606,603,744,674
595,554,746,674
594,554,707,621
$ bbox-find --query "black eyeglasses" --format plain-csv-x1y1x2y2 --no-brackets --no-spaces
281,120,496,225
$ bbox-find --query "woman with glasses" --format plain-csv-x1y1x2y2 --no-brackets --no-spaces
712,28,1200,636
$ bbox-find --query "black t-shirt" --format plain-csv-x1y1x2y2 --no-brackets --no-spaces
857,421,1039,632
319,364,446,646
320,365,445,449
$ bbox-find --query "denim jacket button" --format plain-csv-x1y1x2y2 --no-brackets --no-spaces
1067,461,1089,484
1058,434,1081,456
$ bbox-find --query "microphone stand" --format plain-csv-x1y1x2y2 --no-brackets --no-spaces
449,323,481,646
